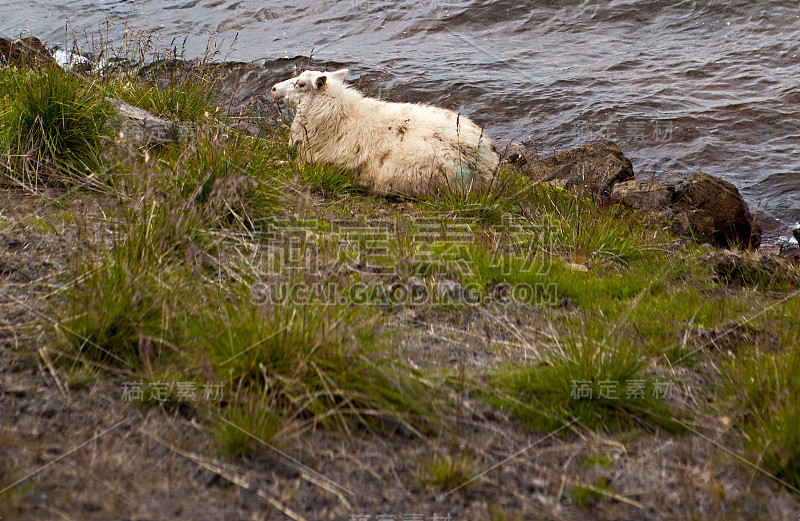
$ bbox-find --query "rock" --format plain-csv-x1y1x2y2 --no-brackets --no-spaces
774,234,800,257
4,383,32,396
535,141,634,197
0,36,56,67
663,172,760,249
611,179,673,212
782,231,800,259
670,210,692,237
494,139,528,165
758,243,781,256
0,37,10,63
109,99,191,145
436,279,464,303
405,276,428,305
566,262,589,272
486,281,511,302
706,251,797,288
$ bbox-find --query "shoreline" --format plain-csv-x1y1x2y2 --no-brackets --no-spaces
2,31,798,242
2,35,800,520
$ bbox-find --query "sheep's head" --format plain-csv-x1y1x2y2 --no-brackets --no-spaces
271,69,349,108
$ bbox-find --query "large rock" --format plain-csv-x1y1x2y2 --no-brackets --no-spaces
706,250,798,288
0,36,56,66
536,141,634,197
611,179,672,212
109,99,191,145
663,172,760,249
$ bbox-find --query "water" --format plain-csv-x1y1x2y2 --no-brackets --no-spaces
2,0,799,239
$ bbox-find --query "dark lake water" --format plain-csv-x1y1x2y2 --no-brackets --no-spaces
2,0,799,240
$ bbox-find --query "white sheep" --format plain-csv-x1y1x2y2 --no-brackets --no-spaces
271,69,501,196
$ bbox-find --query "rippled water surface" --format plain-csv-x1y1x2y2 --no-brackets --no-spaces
2,0,799,236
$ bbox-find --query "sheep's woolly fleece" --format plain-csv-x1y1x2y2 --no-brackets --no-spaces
272,69,501,196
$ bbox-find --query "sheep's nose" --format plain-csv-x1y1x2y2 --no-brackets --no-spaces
271,86,276,93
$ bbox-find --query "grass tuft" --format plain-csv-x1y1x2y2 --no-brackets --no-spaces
101,57,220,122
417,450,476,491
0,64,112,187
190,289,442,438
296,161,363,194
423,168,528,224
215,395,284,458
487,321,680,433
60,205,189,367
721,350,800,489
523,183,660,265
571,476,613,507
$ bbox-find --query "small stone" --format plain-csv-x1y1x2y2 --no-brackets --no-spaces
406,276,429,305
566,262,589,272
39,401,59,418
4,384,31,396
436,279,464,302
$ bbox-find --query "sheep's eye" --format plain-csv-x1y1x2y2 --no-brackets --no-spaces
297,82,306,88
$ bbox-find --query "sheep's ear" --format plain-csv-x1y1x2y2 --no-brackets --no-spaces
330,69,348,82
315,75,327,89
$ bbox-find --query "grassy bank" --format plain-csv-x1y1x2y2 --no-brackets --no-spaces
1,54,799,520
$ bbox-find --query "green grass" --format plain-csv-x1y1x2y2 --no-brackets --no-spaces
0,64,112,187
721,349,800,489
421,167,528,224
296,161,363,194
57,143,253,367
522,183,667,266
102,63,219,122
60,206,190,367
487,320,681,433
571,476,613,507
155,127,283,219
0,66,13,99
64,366,97,390
417,450,476,491
189,287,443,436
581,451,615,469
215,396,284,457
61,195,444,448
